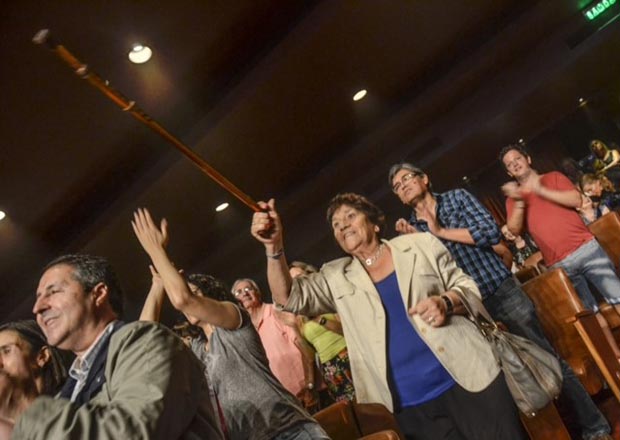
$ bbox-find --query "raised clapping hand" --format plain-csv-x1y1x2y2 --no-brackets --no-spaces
395,218,417,235
131,208,169,256
501,182,523,200
250,199,283,250
409,296,448,327
520,173,542,195
415,204,443,235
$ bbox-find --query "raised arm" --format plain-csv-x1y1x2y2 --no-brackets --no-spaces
132,208,240,329
503,182,526,235
601,149,620,172
250,199,293,306
523,173,581,209
139,265,166,322
419,189,502,247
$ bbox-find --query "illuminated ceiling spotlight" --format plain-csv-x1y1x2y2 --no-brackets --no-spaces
578,97,587,106
353,89,367,101
0,210,6,221
215,202,229,212
128,44,153,64
518,138,525,144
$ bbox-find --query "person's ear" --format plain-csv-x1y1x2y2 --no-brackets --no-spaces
374,225,380,233
36,346,51,369
91,282,109,308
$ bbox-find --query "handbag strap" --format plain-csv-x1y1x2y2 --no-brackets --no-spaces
453,290,499,339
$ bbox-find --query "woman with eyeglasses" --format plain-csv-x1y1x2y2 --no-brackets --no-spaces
251,194,526,440
133,208,329,440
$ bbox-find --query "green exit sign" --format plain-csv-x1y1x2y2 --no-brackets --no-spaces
583,0,618,20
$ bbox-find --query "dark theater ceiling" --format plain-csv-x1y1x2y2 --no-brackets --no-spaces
1,1,620,321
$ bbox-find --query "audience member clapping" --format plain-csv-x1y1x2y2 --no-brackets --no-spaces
133,208,328,440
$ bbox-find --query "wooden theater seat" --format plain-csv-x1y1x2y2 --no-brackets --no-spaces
523,251,544,271
314,401,359,440
589,211,620,273
352,403,404,439
521,268,620,401
589,211,620,339
313,401,404,440
520,402,570,440
359,430,400,440
514,265,540,283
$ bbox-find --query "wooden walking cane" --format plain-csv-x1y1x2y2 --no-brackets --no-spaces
33,29,263,214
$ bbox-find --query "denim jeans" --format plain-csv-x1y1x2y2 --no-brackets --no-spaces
483,277,610,440
552,238,620,311
273,422,331,440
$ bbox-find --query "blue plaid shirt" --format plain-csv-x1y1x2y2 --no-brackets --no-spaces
409,189,510,299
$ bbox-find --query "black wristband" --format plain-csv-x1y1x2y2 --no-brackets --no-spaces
441,295,454,316
266,248,284,259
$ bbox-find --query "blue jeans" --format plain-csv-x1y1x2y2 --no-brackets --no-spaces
483,277,610,440
273,422,331,440
552,238,620,311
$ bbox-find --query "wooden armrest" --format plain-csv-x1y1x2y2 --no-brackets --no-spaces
565,310,595,323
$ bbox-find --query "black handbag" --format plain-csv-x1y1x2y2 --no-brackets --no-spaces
458,293,563,417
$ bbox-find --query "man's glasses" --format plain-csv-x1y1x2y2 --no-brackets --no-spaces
234,286,256,297
392,172,419,193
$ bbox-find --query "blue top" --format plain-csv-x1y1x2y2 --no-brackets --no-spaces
375,272,455,410
409,189,510,298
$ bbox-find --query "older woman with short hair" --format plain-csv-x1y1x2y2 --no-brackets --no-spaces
251,194,526,440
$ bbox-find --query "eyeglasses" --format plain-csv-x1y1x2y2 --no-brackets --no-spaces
233,286,255,297
392,172,419,193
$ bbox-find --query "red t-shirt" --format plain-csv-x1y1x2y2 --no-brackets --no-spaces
506,171,593,266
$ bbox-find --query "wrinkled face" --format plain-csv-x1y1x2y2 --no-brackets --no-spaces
582,180,602,197
391,169,428,205
34,264,95,351
501,225,516,242
0,330,36,384
502,149,532,179
233,280,261,309
331,204,377,255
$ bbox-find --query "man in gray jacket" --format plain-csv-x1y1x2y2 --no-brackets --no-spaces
0,254,222,440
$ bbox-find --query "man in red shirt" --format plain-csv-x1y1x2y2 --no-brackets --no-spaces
501,144,620,360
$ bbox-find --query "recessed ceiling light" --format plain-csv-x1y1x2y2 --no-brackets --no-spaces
0,211,6,221
215,202,229,212
578,97,586,105
353,89,367,101
128,44,152,64
518,138,524,144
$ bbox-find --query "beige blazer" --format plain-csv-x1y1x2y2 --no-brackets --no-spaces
287,232,500,411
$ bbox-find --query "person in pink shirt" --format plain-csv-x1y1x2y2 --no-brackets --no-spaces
232,278,319,411
501,144,620,360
